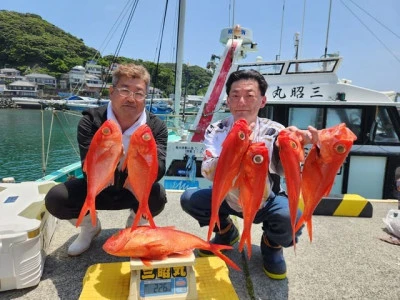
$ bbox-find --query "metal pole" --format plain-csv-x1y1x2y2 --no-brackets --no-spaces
174,0,185,129
324,0,332,57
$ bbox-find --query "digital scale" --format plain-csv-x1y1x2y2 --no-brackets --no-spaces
128,252,198,300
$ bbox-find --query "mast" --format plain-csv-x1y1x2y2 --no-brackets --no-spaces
173,0,186,127
324,0,332,57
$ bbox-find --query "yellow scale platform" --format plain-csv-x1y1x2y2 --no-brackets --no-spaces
79,256,238,300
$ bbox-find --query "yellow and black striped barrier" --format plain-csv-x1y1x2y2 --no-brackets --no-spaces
312,194,373,217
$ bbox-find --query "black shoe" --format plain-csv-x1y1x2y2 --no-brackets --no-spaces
261,235,287,280
198,223,240,256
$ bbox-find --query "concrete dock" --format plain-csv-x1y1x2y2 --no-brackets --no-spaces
1,190,399,300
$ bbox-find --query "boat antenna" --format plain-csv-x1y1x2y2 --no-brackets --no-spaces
230,0,236,28
173,0,186,128
299,0,307,58
277,0,286,61
324,0,333,57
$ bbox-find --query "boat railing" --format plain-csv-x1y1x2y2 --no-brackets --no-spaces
237,56,342,76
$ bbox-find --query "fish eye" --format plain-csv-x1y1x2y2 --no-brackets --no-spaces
335,143,346,154
253,154,264,164
289,140,298,149
142,133,151,141
102,127,111,135
238,131,246,140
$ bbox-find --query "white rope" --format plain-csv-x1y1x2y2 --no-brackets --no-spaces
41,110,46,175
45,111,55,168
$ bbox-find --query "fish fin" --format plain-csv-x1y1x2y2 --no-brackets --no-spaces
133,205,156,229
238,231,252,259
307,218,313,242
208,244,241,271
75,200,96,227
170,250,193,257
295,215,305,233
82,160,87,173
207,215,220,241
140,258,153,267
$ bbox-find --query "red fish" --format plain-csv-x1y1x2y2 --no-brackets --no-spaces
295,123,357,241
277,129,304,250
103,226,241,271
208,119,251,241
123,124,158,229
237,142,269,258
76,120,123,227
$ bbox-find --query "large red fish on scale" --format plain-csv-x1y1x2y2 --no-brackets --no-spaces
76,120,123,227
207,119,252,241
295,123,357,241
103,226,241,271
123,124,158,229
237,142,269,258
277,129,304,250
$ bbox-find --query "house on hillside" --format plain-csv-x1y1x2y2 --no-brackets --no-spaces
68,66,86,90
3,80,38,97
0,68,20,77
82,73,105,97
25,73,57,88
85,60,103,77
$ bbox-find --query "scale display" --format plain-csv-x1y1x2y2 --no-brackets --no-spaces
139,266,189,297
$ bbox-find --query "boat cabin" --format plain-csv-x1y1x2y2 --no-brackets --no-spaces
164,28,400,200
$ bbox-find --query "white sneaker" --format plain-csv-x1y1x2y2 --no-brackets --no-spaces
68,215,101,256
125,209,149,228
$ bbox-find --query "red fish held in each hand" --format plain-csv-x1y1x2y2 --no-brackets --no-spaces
237,142,269,258
295,123,357,241
123,124,158,229
103,226,241,271
208,119,251,241
76,120,123,227
277,129,304,250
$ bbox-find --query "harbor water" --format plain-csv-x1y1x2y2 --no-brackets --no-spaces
0,109,82,182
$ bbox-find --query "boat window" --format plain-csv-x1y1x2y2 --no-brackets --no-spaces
166,159,203,178
287,59,337,74
373,107,399,143
238,63,284,75
258,105,273,119
326,108,362,139
288,107,324,129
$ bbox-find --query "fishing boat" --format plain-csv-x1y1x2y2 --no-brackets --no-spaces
64,95,109,111
33,22,400,200
11,97,45,109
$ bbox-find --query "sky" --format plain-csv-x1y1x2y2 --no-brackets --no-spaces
2,0,400,91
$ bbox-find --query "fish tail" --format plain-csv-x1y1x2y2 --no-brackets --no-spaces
76,202,89,227
209,244,241,271
292,228,297,253
246,238,252,259
295,215,305,233
307,218,313,242
130,205,156,231
238,235,252,259
75,208,86,227
207,214,219,241
239,228,253,259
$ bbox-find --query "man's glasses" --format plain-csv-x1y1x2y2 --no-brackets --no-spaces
115,87,147,101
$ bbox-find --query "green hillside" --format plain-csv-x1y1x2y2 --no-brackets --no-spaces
0,10,98,77
0,10,212,96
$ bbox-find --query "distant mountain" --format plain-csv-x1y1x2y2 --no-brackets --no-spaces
0,10,98,77
0,10,212,96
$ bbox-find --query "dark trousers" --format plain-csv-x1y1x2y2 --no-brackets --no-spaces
45,178,167,220
180,188,302,247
